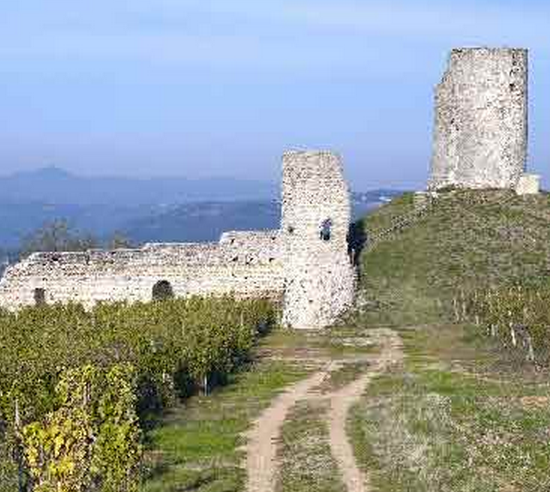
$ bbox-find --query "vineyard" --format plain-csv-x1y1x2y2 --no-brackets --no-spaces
455,284,550,367
0,296,276,492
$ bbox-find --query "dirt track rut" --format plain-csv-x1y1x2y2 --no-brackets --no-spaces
244,328,403,492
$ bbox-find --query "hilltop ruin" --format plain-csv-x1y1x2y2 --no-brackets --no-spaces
428,47,539,194
0,151,356,329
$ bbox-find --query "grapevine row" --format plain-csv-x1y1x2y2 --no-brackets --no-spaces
0,296,277,492
453,285,550,366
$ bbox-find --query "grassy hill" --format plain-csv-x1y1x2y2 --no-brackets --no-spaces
348,190,550,492
355,189,550,327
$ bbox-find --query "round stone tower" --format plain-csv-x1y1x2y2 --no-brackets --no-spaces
429,47,528,190
280,150,355,329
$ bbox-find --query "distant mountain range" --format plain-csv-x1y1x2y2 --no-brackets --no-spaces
0,167,405,251
0,166,278,206
122,192,397,244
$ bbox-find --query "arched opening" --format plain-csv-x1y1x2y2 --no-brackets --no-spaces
34,288,46,306
152,280,174,301
320,219,332,241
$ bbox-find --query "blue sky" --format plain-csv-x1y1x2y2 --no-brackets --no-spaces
0,1,548,189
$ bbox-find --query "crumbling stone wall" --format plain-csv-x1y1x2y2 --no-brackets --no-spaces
428,48,528,190
281,151,356,329
0,239,285,309
0,152,355,329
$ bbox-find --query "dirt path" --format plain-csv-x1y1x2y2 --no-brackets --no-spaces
244,328,403,492
244,363,336,492
328,328,403,492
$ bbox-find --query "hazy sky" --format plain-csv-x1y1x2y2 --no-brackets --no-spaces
0,0,548,189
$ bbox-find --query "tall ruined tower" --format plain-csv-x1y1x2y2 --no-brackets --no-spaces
428,48,528,190
281,151,355,329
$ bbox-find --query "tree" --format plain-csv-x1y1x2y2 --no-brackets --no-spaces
108,232,134,250
0,248,10,278
21,220,98,257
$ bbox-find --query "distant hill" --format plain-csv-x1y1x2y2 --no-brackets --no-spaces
0,166,277,206
121,191,403,244
0,202,158,249
123,201,281,244
0,166,405,249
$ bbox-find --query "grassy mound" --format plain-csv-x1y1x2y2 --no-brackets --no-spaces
356,189,550,326
349,191,550,492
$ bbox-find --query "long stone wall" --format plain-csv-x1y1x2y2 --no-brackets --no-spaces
0,237,285,309
428,48,528,190
0,152,356,329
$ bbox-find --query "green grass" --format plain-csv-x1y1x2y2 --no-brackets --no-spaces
141,189,550,491
276,401,346,492
141,360,311,492
357,190,550,327
256,325,380,359
139,322,383,492
319,362,370,393
345,190,550,491
349,325,550,492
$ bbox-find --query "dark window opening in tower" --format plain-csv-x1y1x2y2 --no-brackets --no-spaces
320,219,332,241
152,280,174,301
34,288,46,306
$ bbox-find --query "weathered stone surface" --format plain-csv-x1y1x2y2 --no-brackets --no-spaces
281,151,356,329
428,48,528,191
515,173,541,195
0,241,285,309
0,151,355,329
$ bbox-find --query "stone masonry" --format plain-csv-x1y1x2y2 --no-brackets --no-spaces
281,151,356,328
428,48,529,191
0,151,356,330
515,173,541,195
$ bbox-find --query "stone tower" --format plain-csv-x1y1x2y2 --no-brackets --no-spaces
428,48,528,190
281,151,355,329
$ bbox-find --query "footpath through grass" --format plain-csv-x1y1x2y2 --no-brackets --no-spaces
276,400,346,492
143,188,550,491
142,360,311,492
141,325,375,491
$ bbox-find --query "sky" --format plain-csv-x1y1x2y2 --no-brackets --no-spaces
0,0,549,190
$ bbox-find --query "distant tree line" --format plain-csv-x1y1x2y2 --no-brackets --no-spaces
21,219,135,257
0,248,18,279
0,220,136,280
0,220,134,270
